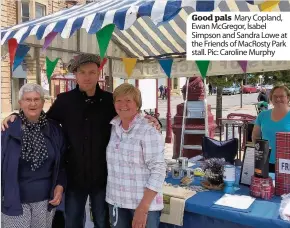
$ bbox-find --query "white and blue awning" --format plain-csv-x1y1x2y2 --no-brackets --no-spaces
1,0,290,59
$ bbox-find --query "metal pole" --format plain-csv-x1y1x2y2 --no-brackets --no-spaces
203,79,209,137
240,77,243,108
165,78,172,143
179,77,189,157
155,79,158,116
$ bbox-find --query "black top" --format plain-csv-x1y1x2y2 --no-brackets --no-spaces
258,92,268,103
46,84,117,192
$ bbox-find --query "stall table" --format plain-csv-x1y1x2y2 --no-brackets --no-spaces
160,173,290,228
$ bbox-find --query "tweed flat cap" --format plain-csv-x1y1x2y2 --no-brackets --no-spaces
68,53,101,73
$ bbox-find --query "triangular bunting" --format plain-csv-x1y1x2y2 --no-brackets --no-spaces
8,38,18,66
99,58,108,70
13,44,30,71
260,0,280,12
122,58,137,78
42,32,58,51
238,61,248,73
46,57,59,82
158,59,173,78
195,61,210,79
96,24,115,60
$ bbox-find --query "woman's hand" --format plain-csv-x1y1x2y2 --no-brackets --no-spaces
49,185,63,206
144,115,161,131
132,206,149,228
1,115,17,131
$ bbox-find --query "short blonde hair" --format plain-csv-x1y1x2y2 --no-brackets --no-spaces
269,85,290,102
113,83,142,111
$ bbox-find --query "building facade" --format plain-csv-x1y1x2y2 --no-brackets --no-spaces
1,0,130,112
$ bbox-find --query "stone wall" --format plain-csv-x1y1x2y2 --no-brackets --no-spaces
1,0,86,112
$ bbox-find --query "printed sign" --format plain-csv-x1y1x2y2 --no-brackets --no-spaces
279,159,290,174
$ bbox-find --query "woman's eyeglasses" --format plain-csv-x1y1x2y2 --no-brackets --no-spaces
273,95,287,100
23,98,42,104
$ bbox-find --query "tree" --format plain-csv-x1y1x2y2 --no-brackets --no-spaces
252,70,290,85
208,75,232,124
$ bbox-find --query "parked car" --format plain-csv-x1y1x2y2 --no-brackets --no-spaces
242,85,257,93
264,84,273,90
222,86,240,95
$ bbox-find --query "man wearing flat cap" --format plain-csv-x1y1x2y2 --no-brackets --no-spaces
2,53,160,228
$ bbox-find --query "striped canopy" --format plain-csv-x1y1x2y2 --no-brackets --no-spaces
1,0,290,59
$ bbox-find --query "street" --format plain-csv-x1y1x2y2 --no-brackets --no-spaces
158,92,260,126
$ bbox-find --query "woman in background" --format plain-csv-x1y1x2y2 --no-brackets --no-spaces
252,85,290,172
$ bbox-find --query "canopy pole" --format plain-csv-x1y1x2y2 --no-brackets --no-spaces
165,78,172,143
135,79,139,88
203,79,209,137
155,79,158,116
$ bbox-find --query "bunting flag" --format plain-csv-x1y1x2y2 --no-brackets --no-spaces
260,0,280,12
8,38,18,66
158,59,173,78
46,57,59,82
13,44,30,71
42,31,58,51
238,61,248,73
195,60,210,79
99,58,108,70
96,24,115,60
122,58,137,78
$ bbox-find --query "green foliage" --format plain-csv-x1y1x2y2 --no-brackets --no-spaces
209,74,244,87
252,70,290,85
208,75,232,87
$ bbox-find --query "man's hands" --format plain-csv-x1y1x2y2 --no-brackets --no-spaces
144,115,161,131
49,185,63,206
1,115,17,131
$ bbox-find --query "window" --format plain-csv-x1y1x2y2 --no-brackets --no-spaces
35,3,46,18
21,2,30,22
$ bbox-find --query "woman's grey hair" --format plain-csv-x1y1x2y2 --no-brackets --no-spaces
19,83,45,100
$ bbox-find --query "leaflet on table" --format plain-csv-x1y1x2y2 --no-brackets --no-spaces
214,194,255,210
241,147,255,185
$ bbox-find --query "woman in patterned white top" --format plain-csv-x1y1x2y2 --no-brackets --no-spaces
106,83,166,228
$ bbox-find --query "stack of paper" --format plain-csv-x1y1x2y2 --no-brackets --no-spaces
214,194,255,210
